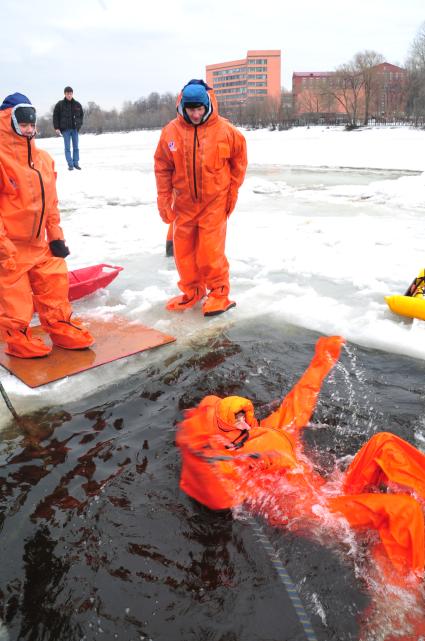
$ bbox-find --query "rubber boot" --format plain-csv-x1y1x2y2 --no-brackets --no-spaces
47,318,94,350
2,327,51,358
166,287,206,312
166,223,174,257
202,292,236,317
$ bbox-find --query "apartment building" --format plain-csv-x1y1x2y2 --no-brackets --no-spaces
206,50,281,113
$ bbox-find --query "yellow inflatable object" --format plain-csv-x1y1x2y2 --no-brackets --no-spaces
386,269,425,320
385,295,425,320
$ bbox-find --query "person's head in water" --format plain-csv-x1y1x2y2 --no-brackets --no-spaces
217,397,256,429
215,396,257,450
180,80,211,125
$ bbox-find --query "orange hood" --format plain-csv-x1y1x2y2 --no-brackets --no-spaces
0,105,37,163
0,107,63,253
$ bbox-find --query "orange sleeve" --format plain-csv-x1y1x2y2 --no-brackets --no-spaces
154,133,175,219
44,158,64,242
260,336,345,434
176,397,220,452
0,161,17,260
228,125,247,189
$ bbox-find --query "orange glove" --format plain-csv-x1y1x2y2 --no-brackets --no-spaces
159,205,176,224
226,187,239,217
0,257,17,272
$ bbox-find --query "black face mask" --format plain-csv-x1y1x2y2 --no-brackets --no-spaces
11,104,37,138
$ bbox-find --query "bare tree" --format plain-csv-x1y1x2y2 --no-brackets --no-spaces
296,88,322,115
327,63,364,126
408,21,425,68
295,79,339,120
279,89,294,123
36,106,55,138
243,98,260,128
406,22,425,118
263,96,281,128
354,50,385,124
84,101,104,133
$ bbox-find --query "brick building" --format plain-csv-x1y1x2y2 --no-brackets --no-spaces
368,63,408,117
292,63,408,121
206,50,281,115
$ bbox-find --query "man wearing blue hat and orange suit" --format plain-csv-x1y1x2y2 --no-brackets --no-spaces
0,92,94,358
154,79,247,317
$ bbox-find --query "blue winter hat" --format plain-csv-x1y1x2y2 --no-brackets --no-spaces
181,81,210,109
0,92,32,110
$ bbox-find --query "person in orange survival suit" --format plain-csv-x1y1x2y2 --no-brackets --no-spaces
177,335,425,576
0,93,94,358
154,79,247,317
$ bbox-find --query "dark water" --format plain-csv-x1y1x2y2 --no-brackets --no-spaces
1,317,425,641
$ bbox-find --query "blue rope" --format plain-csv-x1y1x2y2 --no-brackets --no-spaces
246,515,319,641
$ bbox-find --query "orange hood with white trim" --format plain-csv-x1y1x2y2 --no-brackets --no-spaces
0,107,63,259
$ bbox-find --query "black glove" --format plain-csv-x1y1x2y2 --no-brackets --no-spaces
49,239,70,258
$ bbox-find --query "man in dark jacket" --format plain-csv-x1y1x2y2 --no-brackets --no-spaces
53,86,84,171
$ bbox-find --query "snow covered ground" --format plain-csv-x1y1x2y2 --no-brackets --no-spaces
1,125,425,423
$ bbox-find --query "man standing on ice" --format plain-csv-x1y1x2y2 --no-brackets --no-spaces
53,86,83,171
154,79,247,317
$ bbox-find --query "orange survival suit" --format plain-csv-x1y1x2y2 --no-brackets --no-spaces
0,93,93,357
177,336,425,575
154,79,247,317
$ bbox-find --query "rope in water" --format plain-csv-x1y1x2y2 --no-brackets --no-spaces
246,514,318,641
183,429,318,641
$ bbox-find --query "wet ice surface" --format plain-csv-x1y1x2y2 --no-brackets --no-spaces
1,127,425,640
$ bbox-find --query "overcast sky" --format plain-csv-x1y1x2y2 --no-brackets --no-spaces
1,0,424,116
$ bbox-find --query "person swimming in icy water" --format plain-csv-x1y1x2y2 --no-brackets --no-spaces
177,336,425,639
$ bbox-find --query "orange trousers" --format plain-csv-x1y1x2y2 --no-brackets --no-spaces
174,197,229,299
0,242,72,332
343,431,425,497
329,432,425,574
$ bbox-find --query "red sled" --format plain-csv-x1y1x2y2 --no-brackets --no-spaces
68,264,123,301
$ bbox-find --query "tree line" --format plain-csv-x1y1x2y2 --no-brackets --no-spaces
36,92,178,137
36,22,425,137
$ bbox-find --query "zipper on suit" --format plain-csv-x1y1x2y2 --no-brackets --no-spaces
27,139,46,238
193,126,199,199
